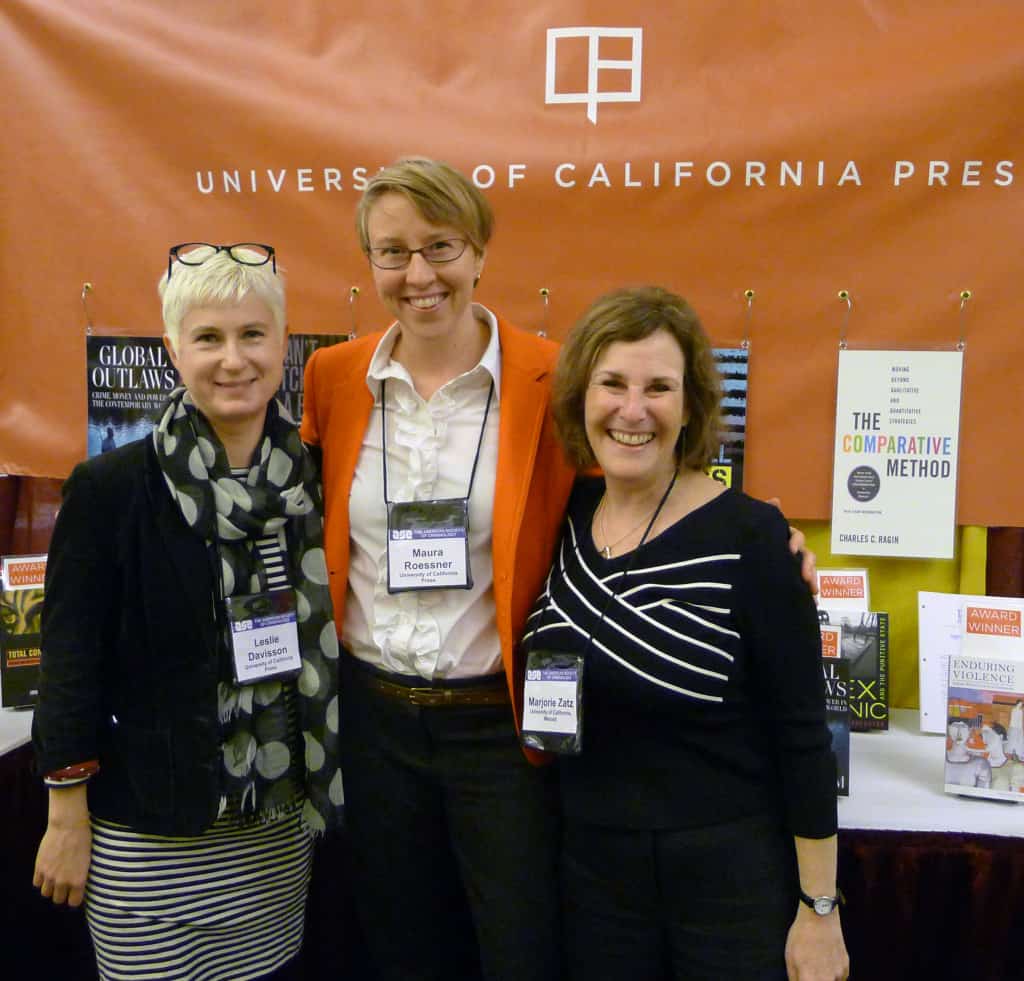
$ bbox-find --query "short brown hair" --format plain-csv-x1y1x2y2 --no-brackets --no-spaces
553,286,722,470
356,157,494,255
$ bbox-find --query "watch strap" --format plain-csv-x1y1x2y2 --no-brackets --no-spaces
798,887,845,914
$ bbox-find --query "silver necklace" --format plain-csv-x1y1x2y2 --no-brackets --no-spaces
595,473,679,558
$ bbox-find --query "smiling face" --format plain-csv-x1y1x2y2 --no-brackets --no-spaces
584,329,689,491
365,191,484,349
163,292,287,442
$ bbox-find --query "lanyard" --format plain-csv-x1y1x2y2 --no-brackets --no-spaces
380,377,495,505
520,470,679,753
527,469,680,660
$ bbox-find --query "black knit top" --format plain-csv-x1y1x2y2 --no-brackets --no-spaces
522,477,837,838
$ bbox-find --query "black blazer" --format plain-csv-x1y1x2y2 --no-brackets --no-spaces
33,438,225,835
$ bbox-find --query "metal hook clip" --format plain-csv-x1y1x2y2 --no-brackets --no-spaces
957,289,971,352
348,286,360,340
741,289,755,351
81,282,95,335
537,288,550,337
837,290,852,350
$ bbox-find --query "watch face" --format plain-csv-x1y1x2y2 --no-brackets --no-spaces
813,897,836,915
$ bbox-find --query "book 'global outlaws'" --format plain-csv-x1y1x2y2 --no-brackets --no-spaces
818,609,889,731
945,653,1024,802
87,333,346,457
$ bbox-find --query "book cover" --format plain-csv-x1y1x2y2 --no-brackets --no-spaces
705,346,748,491
822,650,850,796
277,333,346,422
818,608,889,731
961,599,1024,659
918,593,1024,734
0,554,47,708
945,654,1024,803
87,333,346,456
87,335,180,457
817,569,870,610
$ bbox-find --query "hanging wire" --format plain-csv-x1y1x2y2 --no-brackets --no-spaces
537,288,550,337
957,290,971,352
837,290,851,349
348,286,360,340
81,282,95,335
741,289,754,351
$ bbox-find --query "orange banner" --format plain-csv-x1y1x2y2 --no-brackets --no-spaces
1,1,1022,524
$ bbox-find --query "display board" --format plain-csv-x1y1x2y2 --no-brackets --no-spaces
2,1,1022,525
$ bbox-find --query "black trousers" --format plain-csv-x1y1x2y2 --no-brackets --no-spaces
562,812,797,981
338,656,562,981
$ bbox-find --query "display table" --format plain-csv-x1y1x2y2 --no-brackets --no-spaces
0,706,32,756
837,708,1023,981
4,707,1022,980
841,707,1023,834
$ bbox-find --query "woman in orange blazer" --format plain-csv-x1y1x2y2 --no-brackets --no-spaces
301,157,575,981
302,157,815,981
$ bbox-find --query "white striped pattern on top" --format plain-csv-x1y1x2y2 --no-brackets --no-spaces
255,532,289,591
523,510,743,703
87,808,312,981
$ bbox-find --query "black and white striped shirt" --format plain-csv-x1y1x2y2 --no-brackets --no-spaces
523,478,836,837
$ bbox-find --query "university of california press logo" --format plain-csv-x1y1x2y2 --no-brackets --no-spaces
545,27,643,124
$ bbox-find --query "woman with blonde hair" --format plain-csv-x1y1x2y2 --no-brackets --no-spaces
34,243,343,981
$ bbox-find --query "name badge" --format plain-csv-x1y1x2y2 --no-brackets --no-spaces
386,498,472,593
520,650,584,755
224,590,303,685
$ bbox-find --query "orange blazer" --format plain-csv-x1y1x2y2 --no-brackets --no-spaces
301,314,578,745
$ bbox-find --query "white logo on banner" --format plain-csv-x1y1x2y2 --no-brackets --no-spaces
545,27,643,125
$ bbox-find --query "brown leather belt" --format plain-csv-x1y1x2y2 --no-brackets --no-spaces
358,671,510,708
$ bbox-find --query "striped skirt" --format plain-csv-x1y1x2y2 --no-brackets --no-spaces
85,808,313,981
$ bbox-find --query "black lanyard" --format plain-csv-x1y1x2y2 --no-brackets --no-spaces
526,469,679,659
380,377,495,505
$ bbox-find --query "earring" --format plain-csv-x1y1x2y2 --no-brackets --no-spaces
473,273,481,288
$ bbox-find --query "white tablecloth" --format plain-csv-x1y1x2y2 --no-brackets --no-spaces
0,708,32,757
840,707,1023,837
5,705,1023,836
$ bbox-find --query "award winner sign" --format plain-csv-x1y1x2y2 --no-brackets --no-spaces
830,350,964,559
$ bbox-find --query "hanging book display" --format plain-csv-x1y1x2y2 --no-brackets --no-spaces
87,332,346,457
706,346,748,490
86,335,179,456
829,349,963,559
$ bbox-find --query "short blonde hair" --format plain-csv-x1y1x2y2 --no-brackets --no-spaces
356,157,493,256
158,247,286,352
553,286,722,470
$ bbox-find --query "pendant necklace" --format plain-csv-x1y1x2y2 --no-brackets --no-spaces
596,471,679,559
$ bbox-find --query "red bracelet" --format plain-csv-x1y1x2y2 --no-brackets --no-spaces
44,759,100,782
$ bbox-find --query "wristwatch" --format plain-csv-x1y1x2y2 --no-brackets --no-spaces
798,888,844,916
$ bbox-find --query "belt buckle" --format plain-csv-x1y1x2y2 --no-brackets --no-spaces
407,686,444,707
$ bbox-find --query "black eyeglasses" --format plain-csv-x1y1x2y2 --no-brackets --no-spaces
167,243,276,281
367,238,468,270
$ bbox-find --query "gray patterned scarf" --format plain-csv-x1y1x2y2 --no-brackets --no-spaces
152,387,344,833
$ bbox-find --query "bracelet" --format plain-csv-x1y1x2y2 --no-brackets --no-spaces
44,774,92,788
44,759,100,784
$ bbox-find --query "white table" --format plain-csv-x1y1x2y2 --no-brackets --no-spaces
840,707,1022,837
0,707,32,757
